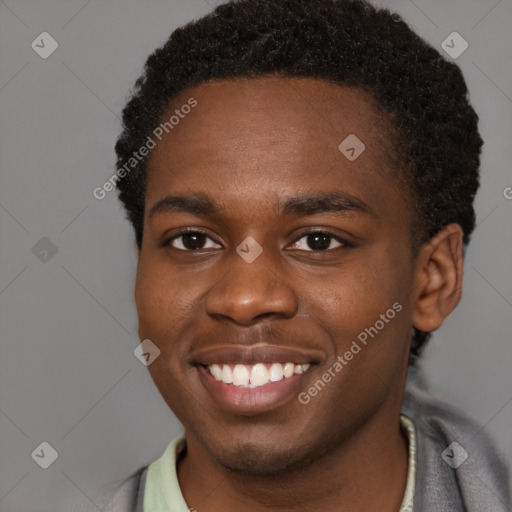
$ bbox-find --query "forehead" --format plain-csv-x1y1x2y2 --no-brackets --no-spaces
145,76,404,215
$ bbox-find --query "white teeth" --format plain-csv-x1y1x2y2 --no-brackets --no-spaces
294,363,310,374
269,362,284,382
250,363,270,386
208,362,311,388
221,364,233,384
283,362,295,378
210,364,222,381
232,364,250,386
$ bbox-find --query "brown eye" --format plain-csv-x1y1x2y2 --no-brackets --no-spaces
289,231,353,252
167,231,222,251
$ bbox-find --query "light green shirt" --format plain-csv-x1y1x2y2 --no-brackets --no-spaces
144,414,417,512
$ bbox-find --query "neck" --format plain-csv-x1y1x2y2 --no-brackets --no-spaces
177,406,409,512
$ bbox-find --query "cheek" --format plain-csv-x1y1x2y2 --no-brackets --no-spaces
134,256,202,344
303,258,400,330
297,263,411,421
301,249,413,380
134,259,202,412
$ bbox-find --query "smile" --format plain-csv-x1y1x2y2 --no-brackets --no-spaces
192,343,323,413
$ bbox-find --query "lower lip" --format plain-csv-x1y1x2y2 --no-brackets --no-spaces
197,365,312,414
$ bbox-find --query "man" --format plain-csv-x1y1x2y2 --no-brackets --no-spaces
87,0,511,510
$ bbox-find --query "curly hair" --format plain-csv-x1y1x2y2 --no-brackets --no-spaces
114,0,482,364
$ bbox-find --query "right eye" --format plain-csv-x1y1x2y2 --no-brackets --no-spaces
165,230,223,251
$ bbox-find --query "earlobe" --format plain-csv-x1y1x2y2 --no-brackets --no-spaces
412,223,464,334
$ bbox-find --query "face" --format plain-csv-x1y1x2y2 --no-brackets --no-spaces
135,76,418,475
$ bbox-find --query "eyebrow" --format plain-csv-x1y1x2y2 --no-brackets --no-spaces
148,192,373,220
280,192,372,217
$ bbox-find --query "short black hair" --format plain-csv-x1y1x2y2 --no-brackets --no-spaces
114,0,482,364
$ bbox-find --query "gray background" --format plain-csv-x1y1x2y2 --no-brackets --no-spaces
0,0,511,510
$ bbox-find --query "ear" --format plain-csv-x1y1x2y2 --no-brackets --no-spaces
412,223,464,333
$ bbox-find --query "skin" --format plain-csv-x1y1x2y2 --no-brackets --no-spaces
134,76,464,512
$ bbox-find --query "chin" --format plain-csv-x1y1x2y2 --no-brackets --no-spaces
204,438,321,477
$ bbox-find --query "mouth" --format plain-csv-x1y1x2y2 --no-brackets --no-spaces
192,344,322,414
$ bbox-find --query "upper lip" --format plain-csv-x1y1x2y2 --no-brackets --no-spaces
191,344,324,366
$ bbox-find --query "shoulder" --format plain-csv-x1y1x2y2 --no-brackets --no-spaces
402,368,511,511
84,466,148,512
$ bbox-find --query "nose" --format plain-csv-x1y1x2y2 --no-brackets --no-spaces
205,251,298,326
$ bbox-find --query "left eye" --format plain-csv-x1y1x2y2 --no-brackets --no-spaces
289,232,349,252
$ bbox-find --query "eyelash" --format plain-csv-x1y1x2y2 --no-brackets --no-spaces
163,228,355,252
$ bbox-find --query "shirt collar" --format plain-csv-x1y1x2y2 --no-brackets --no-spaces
399,413,417,511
